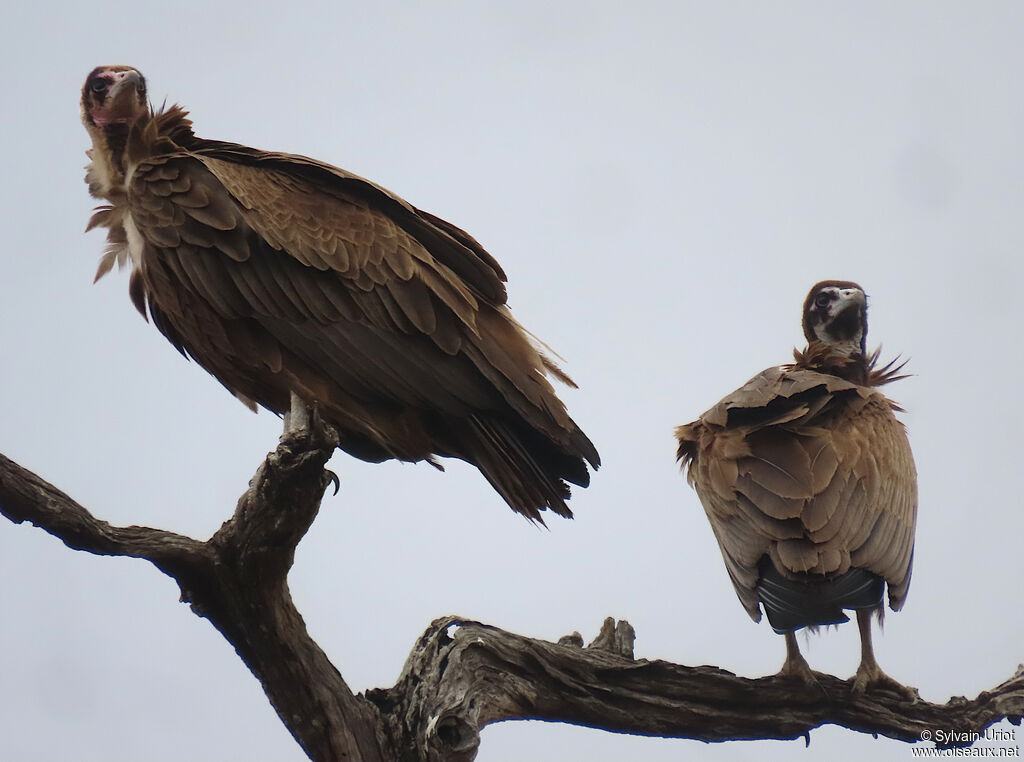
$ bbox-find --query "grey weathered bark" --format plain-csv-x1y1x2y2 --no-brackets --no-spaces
1,428,1022,761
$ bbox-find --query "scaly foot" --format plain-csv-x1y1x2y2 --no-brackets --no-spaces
850,662,918,701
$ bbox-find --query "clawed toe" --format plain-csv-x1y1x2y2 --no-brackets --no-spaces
325,469,340,495
851,665,918,701
779,664,829,696
779,632,829,696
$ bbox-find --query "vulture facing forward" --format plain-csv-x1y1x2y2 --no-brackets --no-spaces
80,66,599,522
676,281,917,696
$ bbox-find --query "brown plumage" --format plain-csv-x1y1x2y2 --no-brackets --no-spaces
676,281,917,695
80,66,599,522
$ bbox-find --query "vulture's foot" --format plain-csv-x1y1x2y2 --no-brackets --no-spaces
850,663,919,702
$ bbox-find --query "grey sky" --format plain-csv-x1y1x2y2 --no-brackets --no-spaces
1,2,1022,760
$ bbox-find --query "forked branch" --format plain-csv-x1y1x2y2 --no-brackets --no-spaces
0,429,387,762
1,440,1021,762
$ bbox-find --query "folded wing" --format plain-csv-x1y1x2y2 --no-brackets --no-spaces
122,138,598,521
676,366,916,621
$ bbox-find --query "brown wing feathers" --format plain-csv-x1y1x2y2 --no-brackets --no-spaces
677,349,917,628
83,71,598,521
185,141,509,304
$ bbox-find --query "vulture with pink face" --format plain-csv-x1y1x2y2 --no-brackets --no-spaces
80,65,599,522
676,281,917,695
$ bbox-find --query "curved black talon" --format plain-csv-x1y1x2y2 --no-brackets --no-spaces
325,469,341,496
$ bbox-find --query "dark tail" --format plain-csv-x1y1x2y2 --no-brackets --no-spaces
757,557,884,633
464,416,600,523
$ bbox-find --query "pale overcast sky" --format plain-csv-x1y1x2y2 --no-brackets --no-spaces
1,2,1022,760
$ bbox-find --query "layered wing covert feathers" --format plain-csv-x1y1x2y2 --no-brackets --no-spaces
676,366,916,621
108,126,597,522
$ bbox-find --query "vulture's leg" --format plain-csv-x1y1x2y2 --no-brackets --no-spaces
281,391,340,492
851,609,917,700
283,391,311,434
779,631,819,687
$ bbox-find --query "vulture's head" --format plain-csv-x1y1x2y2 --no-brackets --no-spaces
80,66,149,136
81,66,154,197
802,280,867,356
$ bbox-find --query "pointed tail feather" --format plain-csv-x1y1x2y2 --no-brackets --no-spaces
464,416,598,523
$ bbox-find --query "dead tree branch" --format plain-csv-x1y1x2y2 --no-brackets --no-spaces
2,439,1022,762
373,616,1024,760
0,429,388,762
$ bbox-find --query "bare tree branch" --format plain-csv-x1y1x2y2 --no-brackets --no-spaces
0,433,389,762
0,451,202,565
375,616,1024,760
2,442,1022,762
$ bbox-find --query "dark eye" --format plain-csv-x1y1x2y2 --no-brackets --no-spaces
814,293,832,308
90,79,108,94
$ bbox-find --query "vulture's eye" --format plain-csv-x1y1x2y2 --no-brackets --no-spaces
814,293,832,308
90,80,108,94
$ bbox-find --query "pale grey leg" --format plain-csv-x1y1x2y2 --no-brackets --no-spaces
283,391,310,434
851,609,917,700
779,630,819,687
